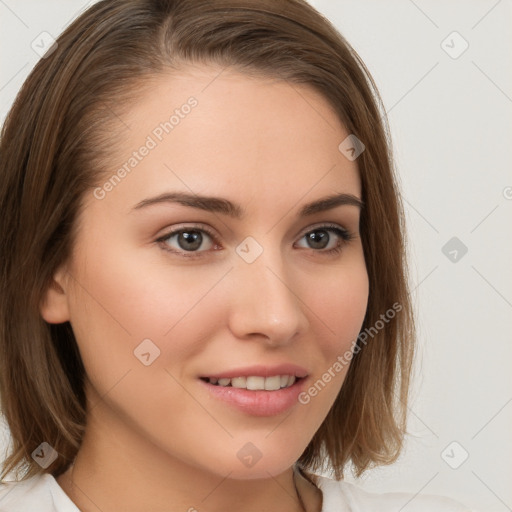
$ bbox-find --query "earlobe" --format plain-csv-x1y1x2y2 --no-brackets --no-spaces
39,267,71,324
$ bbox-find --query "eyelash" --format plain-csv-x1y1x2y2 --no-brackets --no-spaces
156,223,356,259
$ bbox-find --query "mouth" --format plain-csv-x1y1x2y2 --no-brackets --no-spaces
199,374,303,390
198,365,309,416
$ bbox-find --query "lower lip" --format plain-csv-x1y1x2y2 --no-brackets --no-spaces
199,378,307,417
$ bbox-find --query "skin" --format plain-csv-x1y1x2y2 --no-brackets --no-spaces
41,65,369,512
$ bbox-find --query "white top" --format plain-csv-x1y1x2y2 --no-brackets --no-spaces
0,472,475,511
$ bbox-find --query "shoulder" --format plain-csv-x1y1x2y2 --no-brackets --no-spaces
0,473,79,512
314,474,475,512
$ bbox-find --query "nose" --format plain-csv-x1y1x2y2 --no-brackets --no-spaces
226,246,308,346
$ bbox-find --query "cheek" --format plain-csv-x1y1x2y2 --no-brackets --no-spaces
320,276,368,334
306,255,369,355
286,254,369,416
65,238,228,381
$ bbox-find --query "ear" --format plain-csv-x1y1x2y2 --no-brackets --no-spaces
39,267,71,324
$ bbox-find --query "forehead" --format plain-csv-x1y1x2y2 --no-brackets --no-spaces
88,65,361,214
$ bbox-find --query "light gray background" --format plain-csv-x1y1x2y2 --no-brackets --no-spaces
1,1,511,510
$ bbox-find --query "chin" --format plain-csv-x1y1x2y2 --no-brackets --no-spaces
211,447,299,480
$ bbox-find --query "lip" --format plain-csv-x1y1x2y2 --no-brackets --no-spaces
199,375,308,417
199,364,309,380
198,364,309,417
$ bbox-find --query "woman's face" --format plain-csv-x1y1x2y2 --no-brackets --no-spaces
44,65,369,480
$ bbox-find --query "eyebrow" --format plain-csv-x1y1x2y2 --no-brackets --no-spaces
131,191,364,218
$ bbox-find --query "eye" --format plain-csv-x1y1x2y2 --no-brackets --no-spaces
156,224,218,257
295,224,355,255
156,223,355,259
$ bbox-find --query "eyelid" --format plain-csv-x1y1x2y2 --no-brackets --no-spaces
297,222,351,238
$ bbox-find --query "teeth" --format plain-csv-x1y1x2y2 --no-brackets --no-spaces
246,376,265,390
207,375,298,390
264,375,281,390
231,377,246,388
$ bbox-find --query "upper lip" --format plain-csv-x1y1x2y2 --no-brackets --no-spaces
200,364,309,380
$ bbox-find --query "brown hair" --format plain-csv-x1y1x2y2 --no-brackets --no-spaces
0,0,415,482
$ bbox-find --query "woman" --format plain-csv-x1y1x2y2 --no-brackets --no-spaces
0,0,473,510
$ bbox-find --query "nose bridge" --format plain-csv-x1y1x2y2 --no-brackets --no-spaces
228,241,306,343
